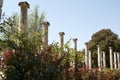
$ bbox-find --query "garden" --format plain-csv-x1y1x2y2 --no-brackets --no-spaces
0,1,120,80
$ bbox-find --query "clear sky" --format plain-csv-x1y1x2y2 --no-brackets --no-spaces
2,0,120,50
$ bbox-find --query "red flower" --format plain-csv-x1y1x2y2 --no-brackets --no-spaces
2,50,15,62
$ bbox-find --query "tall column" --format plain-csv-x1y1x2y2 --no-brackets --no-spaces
59,32,65,47
117,52,120,69
84,42,88,67
73,38,78,80
102,51,106,68
73,38,78,51
18,1,30,34
88,50,91,70
0,0,3,20
42,21,50,49
109,47,113,70
114,52,117,69
97,45,101,70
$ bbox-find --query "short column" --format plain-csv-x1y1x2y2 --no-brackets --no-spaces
114,52,117,69
109,47,113,70
102,51,106,68
88,50,91,70
117,52,120,69
84,42,88,67
97,45,101,71
100,52,103,68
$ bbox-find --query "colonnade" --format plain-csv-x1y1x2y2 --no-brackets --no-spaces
84,42,92,70
109,47,120,70
85,43,120,70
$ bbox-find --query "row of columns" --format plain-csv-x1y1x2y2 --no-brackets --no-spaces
18,1,49,50
18,1,79,50
97,45,106,70
109,47,120,70
84,42,92,70
18,1,79,51
85,44,120,70
18,1,64,50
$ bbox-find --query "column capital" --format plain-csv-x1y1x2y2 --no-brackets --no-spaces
84,42,88,46
97,45,100,47
73,38,78,42
88,50,91,52
42,21,50,27
109,47,112,49
101,51,105,53
59,32,65,36
18,1,30,8
73,38,78,51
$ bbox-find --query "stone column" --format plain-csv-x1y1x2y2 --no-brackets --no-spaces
117,52,120,69
109,47,113,70
42,21,50,49
97,45,101,70
18,1,30,34
59,32,65,47
73,38,78,51
102,51,106,68
73,38,78,80
84,42,88,67
114,52,117,69
0,0,3,20
88,50,91,70
100,52,103,68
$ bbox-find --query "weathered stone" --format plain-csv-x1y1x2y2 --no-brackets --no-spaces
59,32,65,47
18,1,29,34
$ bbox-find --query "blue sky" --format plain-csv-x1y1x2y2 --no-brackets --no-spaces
2,0,120,50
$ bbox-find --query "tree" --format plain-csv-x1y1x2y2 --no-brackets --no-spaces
87,29,120,67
